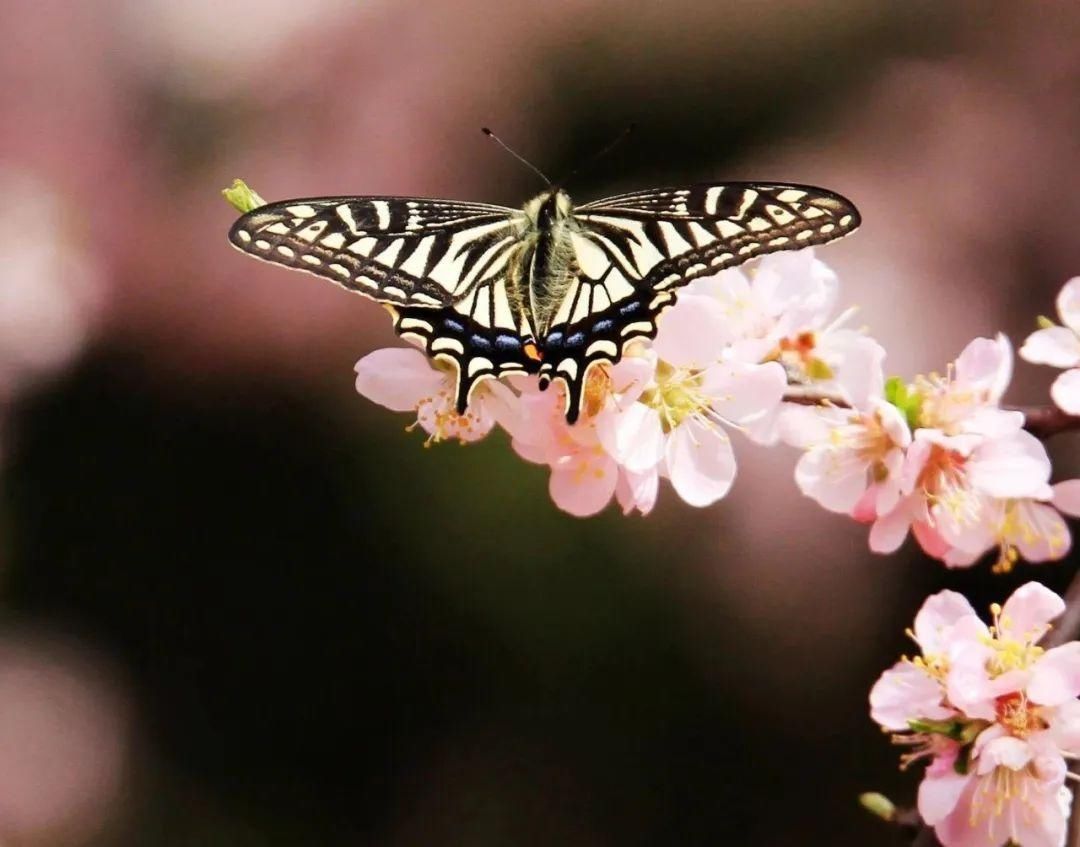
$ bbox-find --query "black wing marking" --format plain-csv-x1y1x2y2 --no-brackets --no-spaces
228,196,519,308
543,183,860,421
390,303,540,413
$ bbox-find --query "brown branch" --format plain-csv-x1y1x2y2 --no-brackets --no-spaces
780,391,1080,440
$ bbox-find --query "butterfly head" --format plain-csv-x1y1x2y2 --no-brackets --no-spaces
522,188,574,229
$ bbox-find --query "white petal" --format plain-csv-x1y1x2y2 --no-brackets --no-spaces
794,447,868,514
967,430,1051,499
1051,369,1080,414
1056,276,1080,334
664,420,736,507
1019,326,1080,368
869,500,912,553
597,402,665,473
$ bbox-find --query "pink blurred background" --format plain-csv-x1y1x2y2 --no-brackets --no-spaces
2,2,1079,845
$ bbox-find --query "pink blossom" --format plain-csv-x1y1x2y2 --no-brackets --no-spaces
1020,277,1080,414
792,398,911,516
872,584,1080,847
913,334,1022,438
354,347,513,444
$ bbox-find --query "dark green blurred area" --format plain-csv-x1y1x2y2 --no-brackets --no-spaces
3,2,1080,845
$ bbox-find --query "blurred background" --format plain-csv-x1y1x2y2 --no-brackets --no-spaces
2,1,1080,845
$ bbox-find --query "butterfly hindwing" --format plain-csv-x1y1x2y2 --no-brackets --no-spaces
541,183,860,420
229,197,520,308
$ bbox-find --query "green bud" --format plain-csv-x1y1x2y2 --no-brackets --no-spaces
1036,315,1057,330
858,792,896,822
221,179,266,213
908,717,963,739
884,376,907,407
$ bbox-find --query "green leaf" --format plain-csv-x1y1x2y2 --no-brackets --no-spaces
221,178,266,213
885,376,922,430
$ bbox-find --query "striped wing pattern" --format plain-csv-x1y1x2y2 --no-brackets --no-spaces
228,197,520,308
228,182,860,424
543,183,860,420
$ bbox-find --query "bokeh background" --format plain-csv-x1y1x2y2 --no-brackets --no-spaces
2,2,1080,845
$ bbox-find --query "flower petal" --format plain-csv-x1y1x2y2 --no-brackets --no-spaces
664,419,736,507
1001,582,1065,642
869,500,912,553
1019,326,1080,368
354,347,446,412
869,662,954,730
1052,479,1080,517
597,402,665,473
700,360,787,425
652,294,732,367
549,451,618,517
1056,276,1080,334
1050,369,1080,414
913,590,977,656
1029,643,1080,706
967,430,1052,499
917,751,970,826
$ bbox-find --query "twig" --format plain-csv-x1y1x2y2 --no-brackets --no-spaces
779,391,1080,439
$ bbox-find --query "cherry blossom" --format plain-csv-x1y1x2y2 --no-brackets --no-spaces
354,347,514,445
871,583,1080,847
1021,276,1080,414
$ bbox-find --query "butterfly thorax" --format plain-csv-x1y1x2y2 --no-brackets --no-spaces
521,189,579,339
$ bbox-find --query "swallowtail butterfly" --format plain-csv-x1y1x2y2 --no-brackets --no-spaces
228,182,860,422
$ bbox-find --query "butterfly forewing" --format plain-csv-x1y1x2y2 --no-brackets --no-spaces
540,183,860,420
229,197,520,308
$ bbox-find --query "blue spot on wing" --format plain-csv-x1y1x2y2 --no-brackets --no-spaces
593,318,614,334
444,318,465,333
494,334,521,352
619,301,641,316
566,332,586,347
470,334,493,351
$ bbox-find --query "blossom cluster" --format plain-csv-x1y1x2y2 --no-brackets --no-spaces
870,583,1080,847
792,330,1080,572
356,249,1080,574
357,249,882,516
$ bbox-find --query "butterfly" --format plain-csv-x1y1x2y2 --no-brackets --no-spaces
227,182,859,422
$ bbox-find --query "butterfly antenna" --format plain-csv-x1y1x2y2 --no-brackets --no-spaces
556,123,637,187
481,128,551,186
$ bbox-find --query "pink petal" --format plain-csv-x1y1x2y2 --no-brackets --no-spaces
548,452,618,517
912,520,952,560
913,591,977,655
1011,500,1071,563
354,347,446,412
1052,479,1080,517
954,333,1012,402
1046,699,1080,755
700,360,787,424
1056,276,1080,334
827,333,886,409
1000,582,1065,642
615,467,659,516
869,662,954,730
1029,643,1080,706
794,447,869,514
607,353,657,405
664,419,736,507
652,294,731,367
1020,326,1080,368
869,501,913,553
917,752,970,826
1051,369,1080,414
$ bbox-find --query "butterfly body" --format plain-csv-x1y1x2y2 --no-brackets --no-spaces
228,182,860,422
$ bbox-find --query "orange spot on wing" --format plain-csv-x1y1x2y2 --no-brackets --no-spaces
524,342,543,362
